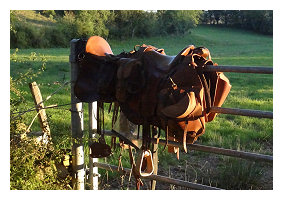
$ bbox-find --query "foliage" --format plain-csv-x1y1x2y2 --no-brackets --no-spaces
10,48,47,141
10,10,272,48
10,137,72,190
10,48,46,111
10,10,204,48
107,10,157,39
157,10,203,35
202,10,273,35
108,10,203,38
57,10,111,40
10,49,72,190
10,10,63,48
41,10,56,18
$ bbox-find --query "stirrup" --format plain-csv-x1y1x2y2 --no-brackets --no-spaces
136,150,154,177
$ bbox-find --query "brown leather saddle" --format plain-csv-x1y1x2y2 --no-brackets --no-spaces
74,36,231,179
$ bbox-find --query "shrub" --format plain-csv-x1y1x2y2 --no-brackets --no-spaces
41,10,56,18
10,49,71,190
10,137,72,190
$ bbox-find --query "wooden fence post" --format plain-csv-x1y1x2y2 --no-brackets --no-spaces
70,39,85,190
29,81,51,144
88,102,99,190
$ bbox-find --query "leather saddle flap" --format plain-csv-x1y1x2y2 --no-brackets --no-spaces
161,91,197,119
207,73,231,122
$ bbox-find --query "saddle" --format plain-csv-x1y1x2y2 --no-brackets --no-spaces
74,36,231,182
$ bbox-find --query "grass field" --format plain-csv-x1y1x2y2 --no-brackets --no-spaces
10,25,273,190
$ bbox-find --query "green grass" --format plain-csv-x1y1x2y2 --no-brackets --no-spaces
10,25,273,189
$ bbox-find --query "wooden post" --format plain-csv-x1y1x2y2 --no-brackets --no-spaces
88,102,99,190
70,39,85,190
29,81,51,144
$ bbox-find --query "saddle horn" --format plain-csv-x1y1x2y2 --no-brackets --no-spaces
86,36,113,56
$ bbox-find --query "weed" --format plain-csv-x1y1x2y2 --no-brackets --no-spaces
217,158,264,189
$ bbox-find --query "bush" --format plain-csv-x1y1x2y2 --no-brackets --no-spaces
10,137,72,190
41,10,56,18
10,48,46,135
10,49,72,190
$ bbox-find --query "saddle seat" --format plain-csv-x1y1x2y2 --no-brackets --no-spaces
142,50,176,71
131,45,195,72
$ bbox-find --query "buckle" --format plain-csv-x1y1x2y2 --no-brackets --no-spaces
169,77,178,90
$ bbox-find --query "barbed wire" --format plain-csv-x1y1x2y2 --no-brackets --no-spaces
11,81,71,119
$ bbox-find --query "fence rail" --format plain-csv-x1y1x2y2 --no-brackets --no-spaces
102,130,273,163
210,106,273,119
93,162,222,190
204,65,273,74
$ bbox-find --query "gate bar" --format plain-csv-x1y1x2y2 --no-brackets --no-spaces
210,106,273,119
204,65,273,74
103,130,272,163
154,139,273,163
93,162,222,190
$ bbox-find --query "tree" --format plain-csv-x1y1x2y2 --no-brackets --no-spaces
107,10,157,39
75,10,111,38
57,10,112,42
202,10,273,35
241,10,273,34
213,10,222,24
157,10,203,35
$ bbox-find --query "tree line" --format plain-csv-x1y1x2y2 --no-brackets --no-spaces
10,10,272,49
202,10,272,35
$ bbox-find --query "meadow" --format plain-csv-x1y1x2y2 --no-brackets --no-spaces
10,25,273,189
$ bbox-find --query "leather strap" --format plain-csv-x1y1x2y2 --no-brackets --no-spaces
196,66,212,113
183,121,189,153
128,146,143,190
